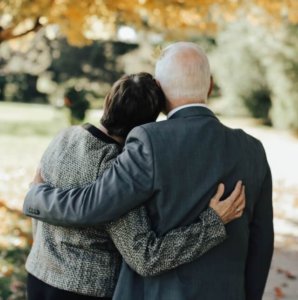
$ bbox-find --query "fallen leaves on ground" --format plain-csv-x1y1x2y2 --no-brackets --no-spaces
274,286,285,298
277,268,297,280
0,200,32,300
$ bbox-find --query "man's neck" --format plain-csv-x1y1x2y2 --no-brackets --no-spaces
166,102,207,119
98,124,124,145
165,98,206,113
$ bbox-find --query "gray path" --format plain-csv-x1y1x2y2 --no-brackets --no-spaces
264,249,298,300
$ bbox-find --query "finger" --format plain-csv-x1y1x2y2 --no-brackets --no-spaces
233,185,246,209
235,201,246,212
237,189,246,209
239,186,246,208
237,204,245,212
212,183,225,202
224,180,242,203
233,206,244,216
209,184,225,210
234,198,246,217
235,211,243,218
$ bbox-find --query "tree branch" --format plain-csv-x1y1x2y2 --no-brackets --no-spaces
0,18,43,44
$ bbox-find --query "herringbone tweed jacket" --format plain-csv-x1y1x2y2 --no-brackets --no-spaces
25,123,226,297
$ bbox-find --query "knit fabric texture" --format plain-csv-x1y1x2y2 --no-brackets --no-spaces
26,125,122,297
25,124,227,297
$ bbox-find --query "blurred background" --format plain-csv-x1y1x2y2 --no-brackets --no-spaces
0,0,298,299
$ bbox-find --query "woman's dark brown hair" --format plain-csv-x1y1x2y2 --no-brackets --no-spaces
100,72,166,138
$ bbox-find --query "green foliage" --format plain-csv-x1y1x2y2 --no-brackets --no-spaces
242,89,271,122
2,74,47,103
49,39,137,86
263,25,298,130
0,76,5,100
0,34,138,117
0,202,32,300
0,248,29,300
65,88,90,124
211,21,271,118
211,21,298,130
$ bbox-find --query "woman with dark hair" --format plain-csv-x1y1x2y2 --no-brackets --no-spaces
26,72,244,300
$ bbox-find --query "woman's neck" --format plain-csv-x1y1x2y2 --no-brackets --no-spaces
98,123,124,145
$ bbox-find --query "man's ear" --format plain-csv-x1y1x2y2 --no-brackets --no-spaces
207,76,214,98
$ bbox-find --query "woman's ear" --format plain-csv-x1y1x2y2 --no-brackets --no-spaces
154,79,162,88
207,76,214,98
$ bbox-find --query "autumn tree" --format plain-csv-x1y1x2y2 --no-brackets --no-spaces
1,0,298,46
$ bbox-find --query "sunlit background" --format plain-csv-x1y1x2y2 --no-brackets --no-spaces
0,0,298,299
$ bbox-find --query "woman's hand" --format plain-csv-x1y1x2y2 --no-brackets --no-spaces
29,166,44,187
209,181,245,224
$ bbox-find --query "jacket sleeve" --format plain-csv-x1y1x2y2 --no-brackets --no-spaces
106,206,227,276
245,161,274,300
23,126,155,226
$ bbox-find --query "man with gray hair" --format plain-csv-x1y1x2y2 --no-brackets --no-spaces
24,42,273,300
155,42,212,104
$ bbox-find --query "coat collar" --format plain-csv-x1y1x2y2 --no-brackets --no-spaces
168,106,218,121
82,123,121,146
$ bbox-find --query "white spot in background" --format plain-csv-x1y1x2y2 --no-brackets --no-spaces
117,26,137,43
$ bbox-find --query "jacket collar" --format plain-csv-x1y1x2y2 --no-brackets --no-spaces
168,106,218,121
82,123,121,146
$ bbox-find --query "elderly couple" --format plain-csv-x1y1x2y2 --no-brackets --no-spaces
24,42,274,300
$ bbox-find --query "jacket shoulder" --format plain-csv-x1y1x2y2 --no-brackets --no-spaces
233,127,266,152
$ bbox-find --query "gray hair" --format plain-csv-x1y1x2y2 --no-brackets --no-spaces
155,42,211,103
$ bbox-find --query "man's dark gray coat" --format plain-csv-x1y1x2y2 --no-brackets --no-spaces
24,106,274,300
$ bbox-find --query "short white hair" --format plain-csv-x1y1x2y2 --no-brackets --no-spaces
155,42,211,102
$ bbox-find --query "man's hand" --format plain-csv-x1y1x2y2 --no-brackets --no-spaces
30,166,45,186
209,181,245,224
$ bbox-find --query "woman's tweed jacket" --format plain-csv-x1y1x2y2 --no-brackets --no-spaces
25,124,226,297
